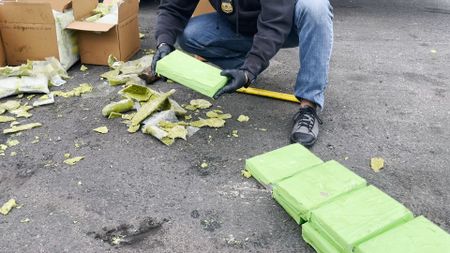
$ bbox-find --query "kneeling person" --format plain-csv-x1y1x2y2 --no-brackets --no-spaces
151,0,334,147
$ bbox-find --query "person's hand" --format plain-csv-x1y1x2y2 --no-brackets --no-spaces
150,43,174,75
213,69,254,99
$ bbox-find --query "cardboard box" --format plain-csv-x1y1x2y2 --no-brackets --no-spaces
0,33,5,67
193,0,215,17
0,0,79,69
66,0,140,65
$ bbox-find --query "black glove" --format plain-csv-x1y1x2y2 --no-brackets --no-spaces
150,43,174,76
213,69,254,99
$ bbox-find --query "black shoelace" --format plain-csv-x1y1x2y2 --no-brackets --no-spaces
294,107,323,130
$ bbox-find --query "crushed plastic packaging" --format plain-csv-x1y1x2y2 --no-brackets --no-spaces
0,57,70,99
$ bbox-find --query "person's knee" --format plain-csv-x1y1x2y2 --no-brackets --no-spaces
179,14,219,53
178,24,204,52
295,0,333,25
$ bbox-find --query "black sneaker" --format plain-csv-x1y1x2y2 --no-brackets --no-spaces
290,106,323,147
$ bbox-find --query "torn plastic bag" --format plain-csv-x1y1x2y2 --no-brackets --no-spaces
109,55,153,75
142,110,199,145
31,57,70,86
52,10,79,70
0,62,32,77
0,74,49,99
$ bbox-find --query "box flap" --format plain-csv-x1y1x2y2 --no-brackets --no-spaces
66,21,115,32
47,0,73,12
18,0,73,12
0,2,54,24
117,0,139,22
71,0,98,20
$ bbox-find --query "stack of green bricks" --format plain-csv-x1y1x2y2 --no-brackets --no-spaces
155,50,227,98
245,144,450,253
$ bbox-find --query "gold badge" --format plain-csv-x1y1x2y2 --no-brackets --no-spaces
221,0,233,14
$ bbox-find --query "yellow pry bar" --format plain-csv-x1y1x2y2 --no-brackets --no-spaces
237,87,300,103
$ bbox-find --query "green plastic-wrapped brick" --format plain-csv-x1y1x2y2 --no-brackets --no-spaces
306,186,414,253
302,222,340,253
273,160,367,224
245,144,323,187
355,216,450,253
155,50,227,98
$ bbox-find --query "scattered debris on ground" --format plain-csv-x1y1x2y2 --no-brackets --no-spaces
93,126,109,134
32,94,55,107
31,136,40,144
206,110,232,119
6,139,19,147
0,100,21,111
185,99,212,110
0,144,7,156
102,80,232,145
0,58,94,140
224,234,244,248
0,115,15,123
20,218,31,223
241,170,252,178
52,83,93,98
64,156,85,166
3,123,42,134
370,157,385,172
0,199,17,215
237,115,250,122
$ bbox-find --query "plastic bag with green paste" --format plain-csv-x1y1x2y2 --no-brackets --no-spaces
245,144,323,187
156,50,227,98
306,186,414,253
273,160,367,224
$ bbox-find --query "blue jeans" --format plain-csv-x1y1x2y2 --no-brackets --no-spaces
178,0,333,108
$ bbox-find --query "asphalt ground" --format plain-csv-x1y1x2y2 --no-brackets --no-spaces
0,1,449,252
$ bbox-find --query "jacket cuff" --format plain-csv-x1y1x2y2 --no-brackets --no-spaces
157,33,176,47
241,54,265,78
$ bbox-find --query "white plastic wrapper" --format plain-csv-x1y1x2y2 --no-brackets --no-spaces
0,74,49,99
95,2,119,24
96,13,118,24
118,55,153,75
141,110,200,141
32,57,69,86
53,10,79,70
33,93,55,107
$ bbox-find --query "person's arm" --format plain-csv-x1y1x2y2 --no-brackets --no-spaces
151,0,199,74
241,0,295,77
215,0,295,98
155,0,200,47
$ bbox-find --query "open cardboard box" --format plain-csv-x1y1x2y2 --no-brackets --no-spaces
0,0,79,69
66,0,140,65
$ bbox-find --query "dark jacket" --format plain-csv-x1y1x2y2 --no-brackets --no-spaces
155,0,295,77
